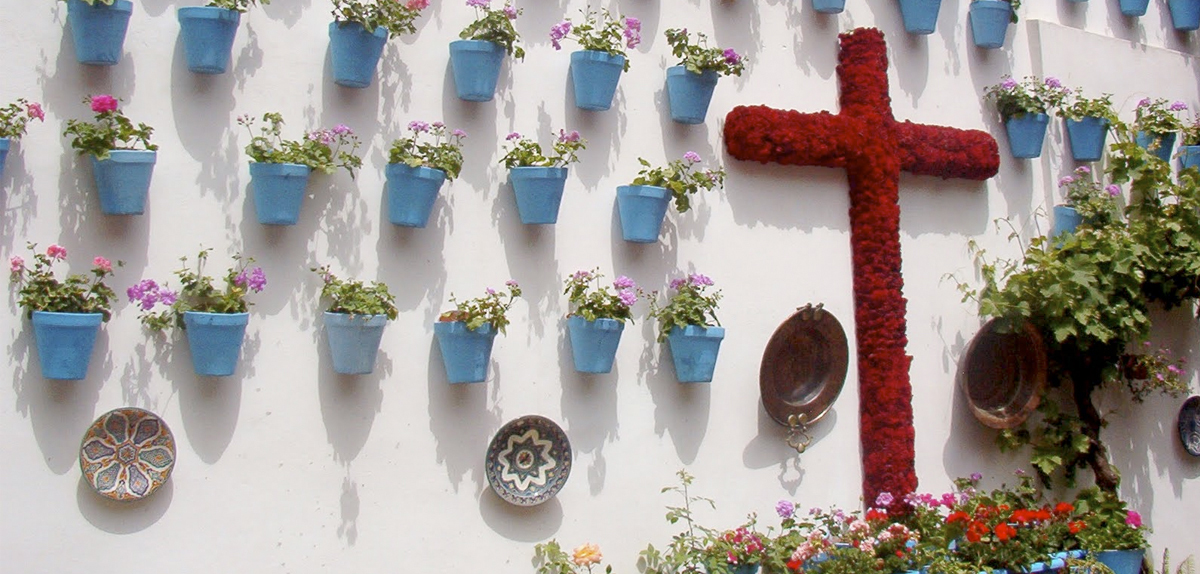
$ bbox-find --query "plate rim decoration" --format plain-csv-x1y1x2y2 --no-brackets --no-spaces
484,414,572,507
759,304,850,428
958,318,1047,430
1178,395,1200,457
79,406,176,502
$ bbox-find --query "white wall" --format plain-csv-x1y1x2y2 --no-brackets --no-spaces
2,0,1199,570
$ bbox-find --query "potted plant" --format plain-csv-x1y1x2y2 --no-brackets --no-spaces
705,526,767,574
177,0,269,75
1119,0,1151,17
533,540,613,574
0,99,45,181
1059,91,1118,163
1052,166,1122,239
63,0,134,66
616,151,725,243
434,281,521,383
1132,98,1187,163
562,269,637,374
499,129,586,224
9,244,119,380
238,112,362,225
662,28,745,125
385,120,466,228
1180,115,1200,171
1073,488,1149,574
812,0,845,14
984,75,1068,159
1169,0,1200,30
129,248,265,376
63,95,158,215
647,273,724,383
328,0,427,88
313,265,397,375
898,0,943,35
969,0,1020,49
549,8,640,111
642,471,765,574
450,0,524,102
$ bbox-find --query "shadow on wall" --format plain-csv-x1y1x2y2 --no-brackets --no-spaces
493,204,559,340
427,339,503,495
76,475,171,534
742,406,839,496
316,323,389,465
637,316,712,465
478,490,563,543
558,318,619,495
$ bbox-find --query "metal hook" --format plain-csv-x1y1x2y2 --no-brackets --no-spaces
786,413,812,454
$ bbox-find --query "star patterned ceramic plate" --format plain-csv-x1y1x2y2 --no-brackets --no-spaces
1178,396,1200,457
485,415,572,506
79,407,176,501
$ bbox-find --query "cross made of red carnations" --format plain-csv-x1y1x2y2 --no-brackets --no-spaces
723,27,999,510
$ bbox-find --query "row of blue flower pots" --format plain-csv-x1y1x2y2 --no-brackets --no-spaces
1001,112,1200,168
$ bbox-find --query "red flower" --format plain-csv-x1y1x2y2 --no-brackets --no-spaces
1069,521,1085,534
966,521,989,543
1011,509,1035,524
866,508,888,522
947,511,969,524
1055,502,1075,515
995,523,1018,541
787,559,802,571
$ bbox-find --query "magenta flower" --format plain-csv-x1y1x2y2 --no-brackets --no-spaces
723,48,742,66
617,289,637,307
775,500,795,519
9,256,25,274
26,102,44,121
623,17,641,49
669,278,686,290
466,0,489,8
408,120,430,133
332,124,353,136
1058,176,1075,187
506,132,522,141
502,3,517,19
431,121,445,129
405,0,428,9
613,275,635,290
1126,510,1142,527
92,256,112,273
1106,184,1121,197
558,129,581,143
1171,101,1189,112
572,270,592,281
1076,165,1091,175
875,491,895,507
159,289,178,307
1044,76,1063,89
549,21,572,50
683,151,702,163
452,128,468,138
505,279,519,287
46,244,67,260
688,273,714,286
1138,97,1152,108
90,95,118,113
246,267,267,292
1001,77,1018,90
970,472,983,482
486,287,497,295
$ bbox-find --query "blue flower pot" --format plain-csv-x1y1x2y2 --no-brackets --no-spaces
434,321,496,384
616,185,670,243
567,316,624,374
385,163,446,228
183,311,249,377
1065,116,1109,162
899,0,942,34
569,50,625,111
812,0,845,13
1119,0,1150,16
1170,0,1200,30
665,66,719,125
329,22,388,88
510,166,568,224
0,137,10,181
969,0,1011,49
1053,205,1082,239
1096,549,1145,574
324,312,388,375
31,311,103,380
91,150,156,215
1004,113,1050,159
1180,145,1200,170
1136,131,1177,163
449,40,505,102
67,0,133,66
178,6,240,74
667,325,725,383
249,162,311,225
730,565,760,574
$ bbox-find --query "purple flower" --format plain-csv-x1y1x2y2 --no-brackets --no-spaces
127,279,162,310
572,270,592,281
9,256,24,274
1171,101,1189,112
1058,176,1075,187
502,3,517,19
669,278,686,290
875,492,894,507
332,124,353,136
688,273,714,286
408,120,430,133
1076,165,1091,175
1138,97,1152,108
623,21,641,49
970,472,983,482
431,121,445,129
1106,184,1121,197
158,289,178,307
246,267,267,293
723,48,742,66
487,287,497,295
466,0,490,8
624,16,641,32
558,129,581,143
505,279,519,288
613,275,635,290
506,132,522,141
549,21,572,51
452,128,468,139
618,289,638,307
776,500,795,519
1001,77,1018,90
683,151,702,163
1044,76,1062,89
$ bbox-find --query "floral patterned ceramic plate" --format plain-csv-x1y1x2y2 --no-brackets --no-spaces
485,415,572,506
1178,396,1200,457
759,303,849,427
79,407,176,501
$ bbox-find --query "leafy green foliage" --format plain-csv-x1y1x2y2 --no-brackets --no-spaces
1073,488,1148,551
663,28,745,77
388,121,466,180
9,243,120,321
459,1,525,59
998,400,1092,486
639,470,723,574
1058,91,1119,123
564,269,637,323
312,266,397,319
647,274,721,342
553,8,638,71
438,281,521,334
239,112,362,178
499,130,585,169
984,75,1069,121
132,249,264,332
1133,98,1187,136
0,98,44,140
205,0,268,13
330,0,425,37
533,540,612,574
63,96,156,160
1181,115,1200,146
631,153,725,213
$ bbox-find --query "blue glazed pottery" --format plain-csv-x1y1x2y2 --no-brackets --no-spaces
567,316,624,374
249,162,311,225
329,22,388,88
898,0,941,34
1119,0,1150,16
0,137,9,181
667,325,726,383
569,50,625,111
1170,0,1200,30
385,163,446,227
1053,205,1082,239
616,185,671,243
449,40,505,101
1096,549,1145,574
969,0,1011,49
1065,116,1109,162
434,321,496,383
67,0,133,66
183,311,249,377
177,7,240,74
1180,145,1200,171
812,0,845,13
91,150,157,215
1004,113,1050,159
510,166,568,224
1136,131,1177,163
324,312,388,375
31,311,103,380
665,66,720,125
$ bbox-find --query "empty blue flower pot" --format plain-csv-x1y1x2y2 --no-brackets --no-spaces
178,6,240,74
1180,145,1200,170
569,50,625,111
249,162,311,225
812,0,845,13
1053,205,1082,239
1004,113,1049,159
1064,116,1109,162
1170,0,1200,30
324,312,388,375
1136,131,1177,163
91,150,156,215
1119,0,1150,16
385,163,446,228
31,311,103,380
667,325,725,383
616,185,670,243
969,0,1011,49
434,321,496,383
329,22,388,88
899,0,941,34
449,40,505,102
567,316,624,374
183,311,249,377
67,0,133,66
0,137,9,181
1096,550,1145,574
665,66,719,125
510,166,568,224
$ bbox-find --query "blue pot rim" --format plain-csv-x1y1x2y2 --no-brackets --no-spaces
971,0,1012,8
571,49,626,66
434,320,497,336
177,6,240,22
666,65,720,83
1066,115,1110,126
250,162,311,176
385,162,446,180
183,311,250,326
450,39,504,53
617,184,669,199
1005,112,1049,123
324,311,390,327
568,315,625,331
93,149,157,164
31,311,104,325
0,137,10,150
670,325,726,338
329,20,388,39
509,166,568,179
70,0,133,12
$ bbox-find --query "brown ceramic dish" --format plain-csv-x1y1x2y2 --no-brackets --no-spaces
959,318,1047,429
760,304,850,427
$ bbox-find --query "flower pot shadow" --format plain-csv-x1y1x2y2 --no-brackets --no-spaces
260,0,306,27
637,318,710,464
478,488,564,541
312,167,373,275
1105,1,1150,44
709,0,764,71
557,319,620,495
75,474,171,534
376,194,449,324
168,32,243,206
0,143,37,239
565,74,626,191
1055,0,1090,29
316,324,389,465
440,77,500,197
425,335,504,494
491,181,560,339
169,329,257,464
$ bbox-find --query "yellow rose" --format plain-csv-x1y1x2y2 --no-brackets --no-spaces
571,543,603,567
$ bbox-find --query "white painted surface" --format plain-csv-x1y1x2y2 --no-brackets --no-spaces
2,0,1198,570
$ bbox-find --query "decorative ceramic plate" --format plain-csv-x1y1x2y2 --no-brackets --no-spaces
759,304,849,427
79,407,176,501
959,319,1047,429
1178,396,1200,457
485,415,572,506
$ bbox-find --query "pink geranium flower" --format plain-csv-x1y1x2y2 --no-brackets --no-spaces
90,95,118,114
46,244,67,260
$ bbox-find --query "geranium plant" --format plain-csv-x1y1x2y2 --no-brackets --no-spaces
0,98,45,140
984,76,1070,120
239,112,362,178
663,28,745,77
534,540,612,574
500,129,586,169
388,120,467,181
459,0,524,58
564,269,638,323
1133,98,1187,136
313,266,397,319
640,470,723,574
438,280,521,333
204,0,269,12
630,151,726,213
63,95,157,160
1057,166,1121,225
1072,488,1148,551
706,526,767,571
129,248,265,331
1058,91,1119,124
330,0,427,36
1182,115,1200,147
647,273,722,342
9,243,120,320
549,8,640,71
